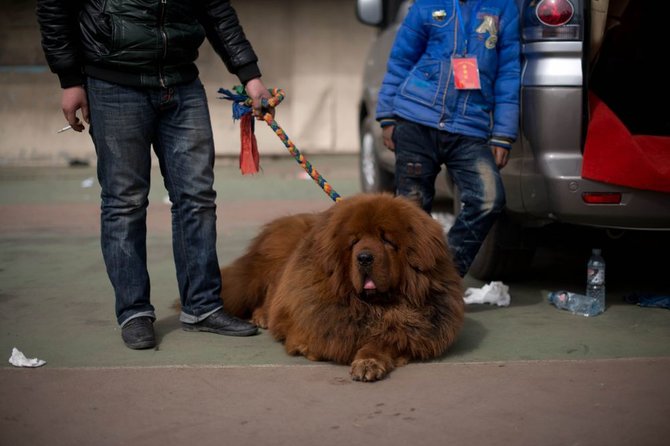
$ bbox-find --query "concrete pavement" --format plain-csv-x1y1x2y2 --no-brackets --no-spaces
1,155,668,445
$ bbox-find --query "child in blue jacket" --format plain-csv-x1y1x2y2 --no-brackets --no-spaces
376,0,521,277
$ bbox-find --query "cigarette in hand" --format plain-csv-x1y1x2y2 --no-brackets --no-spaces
57,125,73,133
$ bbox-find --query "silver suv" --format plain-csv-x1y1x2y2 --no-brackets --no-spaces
356,0,670,281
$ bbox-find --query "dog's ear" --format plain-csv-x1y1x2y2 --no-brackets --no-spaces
405,219,449,272
311,205,353,296
387,194,448,271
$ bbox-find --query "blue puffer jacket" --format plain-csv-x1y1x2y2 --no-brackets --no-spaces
376,0,521,145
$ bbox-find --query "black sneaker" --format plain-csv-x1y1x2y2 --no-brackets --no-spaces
182,308,259,337
121,317,156,350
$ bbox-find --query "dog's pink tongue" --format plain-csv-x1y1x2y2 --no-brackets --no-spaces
364,277,377,290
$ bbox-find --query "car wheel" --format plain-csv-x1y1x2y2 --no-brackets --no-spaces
359,117,394,193
468,211,536,281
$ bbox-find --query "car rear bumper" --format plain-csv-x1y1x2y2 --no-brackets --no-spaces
538,158,670,230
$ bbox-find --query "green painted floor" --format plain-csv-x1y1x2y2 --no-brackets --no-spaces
1,155,668,369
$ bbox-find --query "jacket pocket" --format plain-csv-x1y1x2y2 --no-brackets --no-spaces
400,61,443,107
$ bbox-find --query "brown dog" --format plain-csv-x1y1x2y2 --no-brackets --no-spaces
220,193,465,381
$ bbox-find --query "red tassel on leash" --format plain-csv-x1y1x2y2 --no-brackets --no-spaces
239,113,260,175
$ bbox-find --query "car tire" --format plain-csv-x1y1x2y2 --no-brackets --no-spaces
468,211,536,282
359,116,395,193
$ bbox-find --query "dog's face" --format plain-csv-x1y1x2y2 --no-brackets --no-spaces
314,193,450,305
349,229,400,299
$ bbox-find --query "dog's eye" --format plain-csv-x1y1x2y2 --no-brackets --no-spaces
350,237,360,248
381,234,398,250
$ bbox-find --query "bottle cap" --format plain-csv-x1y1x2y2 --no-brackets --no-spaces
593,248,601,255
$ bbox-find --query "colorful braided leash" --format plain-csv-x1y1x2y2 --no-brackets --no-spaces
219,86,342,203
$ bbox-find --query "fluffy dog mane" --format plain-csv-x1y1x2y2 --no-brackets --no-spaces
219,193,465,381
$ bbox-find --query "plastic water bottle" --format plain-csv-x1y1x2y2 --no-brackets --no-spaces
586,248,606,316
548,290,595,316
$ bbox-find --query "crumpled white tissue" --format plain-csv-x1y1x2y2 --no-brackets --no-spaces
9,348,46,368
464,281,511,307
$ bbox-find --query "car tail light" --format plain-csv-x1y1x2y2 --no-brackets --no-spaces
582,192,622,205
536,0,574,27
522,0,582,41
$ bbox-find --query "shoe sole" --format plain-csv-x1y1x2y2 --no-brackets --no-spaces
124,339,156,350
181,324,259,337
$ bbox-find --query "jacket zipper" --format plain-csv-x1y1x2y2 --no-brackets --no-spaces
438,2,458,128
159,0,168,88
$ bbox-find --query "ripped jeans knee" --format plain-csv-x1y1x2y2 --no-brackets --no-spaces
395,159,439,214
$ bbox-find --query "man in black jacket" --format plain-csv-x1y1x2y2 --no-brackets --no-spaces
37,0,272,349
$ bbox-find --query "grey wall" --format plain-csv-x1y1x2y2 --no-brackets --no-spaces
0,0,377,165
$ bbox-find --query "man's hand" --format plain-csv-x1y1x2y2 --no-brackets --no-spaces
491,145,509,169
61,86,89,132
382,125,395,151
245,78,275,120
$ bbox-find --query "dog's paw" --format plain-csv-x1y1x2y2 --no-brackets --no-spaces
251,308,268,329
350,358,389,382
286,342,320,361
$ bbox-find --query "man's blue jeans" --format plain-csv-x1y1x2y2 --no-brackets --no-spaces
87,77,223,327
393,119,506,277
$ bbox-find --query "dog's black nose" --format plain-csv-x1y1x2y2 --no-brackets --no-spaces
357,251,374,267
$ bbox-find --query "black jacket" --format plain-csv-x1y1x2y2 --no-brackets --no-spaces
36,0,261,88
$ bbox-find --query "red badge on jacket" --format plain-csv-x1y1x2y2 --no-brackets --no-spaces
452,56,481,90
